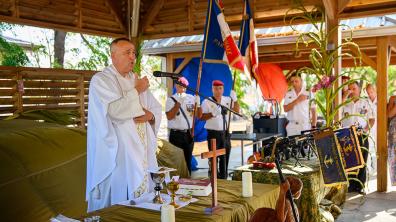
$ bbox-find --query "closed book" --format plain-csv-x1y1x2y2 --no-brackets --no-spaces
176,178,212,196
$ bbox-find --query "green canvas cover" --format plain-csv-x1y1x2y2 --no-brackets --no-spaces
0,119,189,222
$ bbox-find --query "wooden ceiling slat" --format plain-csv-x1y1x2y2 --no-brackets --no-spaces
18,1,78,15
143,0,165,31
19,6,77,25
83,22,123,34
82,7,121,21
0,0,12,15
156,7,188,18
82,16,121,29
347,0,396,7
149,21,189,32
81,1,109,13
162,0,188,9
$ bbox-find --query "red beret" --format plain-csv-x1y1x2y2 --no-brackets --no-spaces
212,80,224,86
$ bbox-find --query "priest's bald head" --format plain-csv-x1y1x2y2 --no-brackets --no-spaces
110,38,136,76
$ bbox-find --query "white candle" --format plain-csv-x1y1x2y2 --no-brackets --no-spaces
161,204,175,222
242,172,253,197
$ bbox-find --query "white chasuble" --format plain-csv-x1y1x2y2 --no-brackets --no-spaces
86,65,161,212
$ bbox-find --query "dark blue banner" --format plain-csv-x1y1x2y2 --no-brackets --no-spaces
335,126,365,172
314,129,348,186
201,0,226,62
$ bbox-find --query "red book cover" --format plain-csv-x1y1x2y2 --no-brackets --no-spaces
178,178,210,186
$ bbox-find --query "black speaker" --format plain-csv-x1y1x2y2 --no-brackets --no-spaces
252,116,287,137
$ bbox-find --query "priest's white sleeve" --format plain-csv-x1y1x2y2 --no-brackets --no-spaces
108,88,145,121
145,90,162,136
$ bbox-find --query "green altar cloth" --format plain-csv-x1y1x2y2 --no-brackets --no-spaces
84,180,279,222
233,159,326,222
0,119,189,222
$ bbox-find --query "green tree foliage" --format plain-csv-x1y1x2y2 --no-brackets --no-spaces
0,37,29,66
69,34,111,70
233,70,250,114
0,23,29,66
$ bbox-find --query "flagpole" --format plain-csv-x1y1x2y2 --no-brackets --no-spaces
226,0,247,133
226,70,237,133
191,58,203,137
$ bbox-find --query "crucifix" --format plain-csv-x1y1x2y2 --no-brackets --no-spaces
201,138,226,214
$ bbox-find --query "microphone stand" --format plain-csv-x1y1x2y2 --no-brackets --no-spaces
171,78,241,178
172,79,242,117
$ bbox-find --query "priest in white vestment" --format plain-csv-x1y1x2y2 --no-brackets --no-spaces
86,38,162,212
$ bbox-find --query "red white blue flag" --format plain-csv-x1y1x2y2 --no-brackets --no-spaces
201,0,248,75
238,0,258,80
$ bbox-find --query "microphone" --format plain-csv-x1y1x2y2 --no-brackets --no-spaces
153,71,182,79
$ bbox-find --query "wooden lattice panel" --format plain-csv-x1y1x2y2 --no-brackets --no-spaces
0,0,12,16
0,66,95,127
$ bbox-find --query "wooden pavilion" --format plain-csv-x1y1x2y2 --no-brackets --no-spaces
0,0,395,192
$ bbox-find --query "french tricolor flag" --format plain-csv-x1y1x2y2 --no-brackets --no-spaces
238,0,258,80
201,0,249,77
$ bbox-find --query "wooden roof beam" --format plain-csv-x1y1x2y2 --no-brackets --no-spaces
174,56,193,73
104,0,128,34
322,0,338,22
0,15,125,38
143,0,165,32
340,2,396,19
389,36,396,53
338,0,351,13
348,46,377,69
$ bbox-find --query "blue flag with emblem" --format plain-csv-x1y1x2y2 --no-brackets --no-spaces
335,126,365,172
314,129,348,186
201,0,247,73
238,0,258,80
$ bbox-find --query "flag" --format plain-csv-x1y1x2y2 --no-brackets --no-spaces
201,0,248,75
314,129,348,186
335,126,365,172
238,0,258,80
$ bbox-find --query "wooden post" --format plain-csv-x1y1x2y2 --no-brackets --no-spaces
376,36,389,192
166,54,174,97
15,71,23,114
325,2,342,122
201,138,226,214
77,74,85,128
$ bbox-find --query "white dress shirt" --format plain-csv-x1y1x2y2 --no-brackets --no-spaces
341,98,374,129
283,88,314,135
201,96,232,131
165,93,195,130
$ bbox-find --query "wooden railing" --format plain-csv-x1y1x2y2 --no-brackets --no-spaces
0,66,96,127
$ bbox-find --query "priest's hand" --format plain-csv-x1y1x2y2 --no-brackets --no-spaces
135,76,149,94
133,108,154,124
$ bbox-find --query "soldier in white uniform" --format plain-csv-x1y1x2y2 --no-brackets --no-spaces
365,83,377,176
342,81,374,193
283,73,317,136
198,80,239,179
166,77,200,173
342,82,374,130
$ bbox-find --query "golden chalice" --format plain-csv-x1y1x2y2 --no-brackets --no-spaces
166,179,180,208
